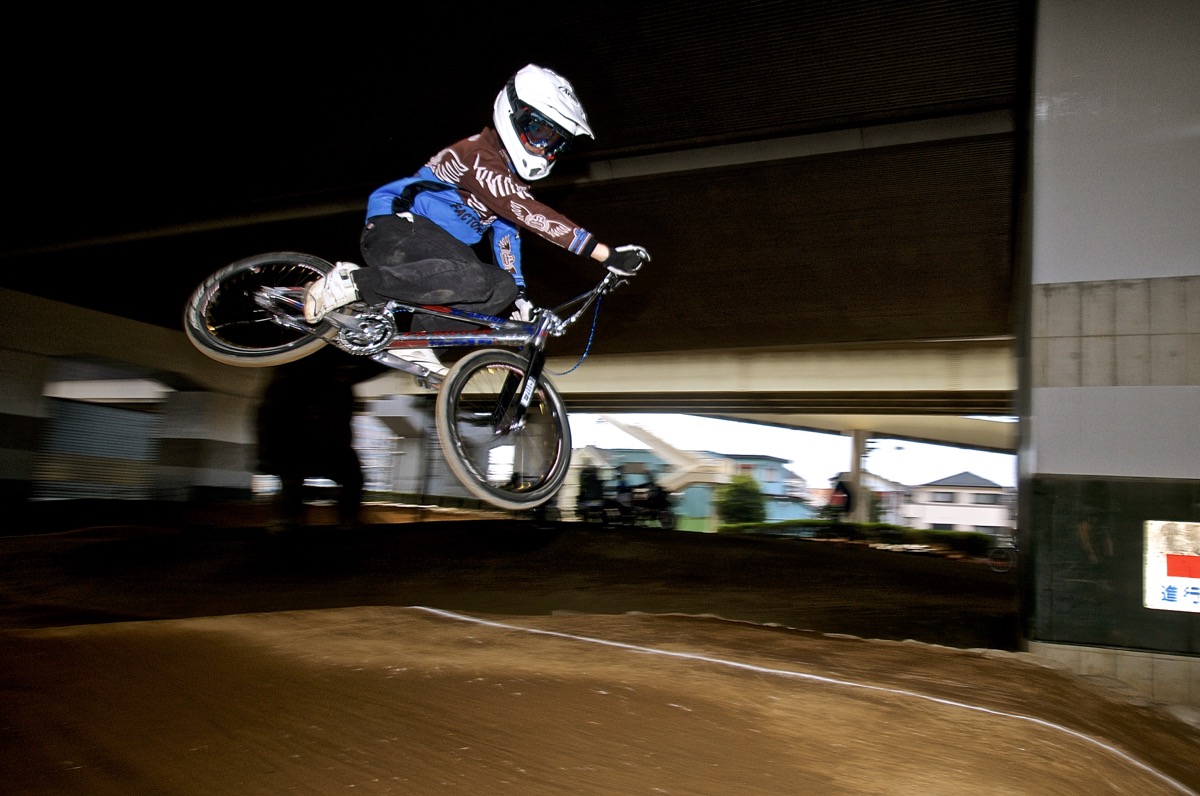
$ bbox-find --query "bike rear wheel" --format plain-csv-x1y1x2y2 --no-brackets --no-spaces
435,349,572,511
184,252,333,367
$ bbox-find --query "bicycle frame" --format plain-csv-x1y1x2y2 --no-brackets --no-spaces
307,268,627,433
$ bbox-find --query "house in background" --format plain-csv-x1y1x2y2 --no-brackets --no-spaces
555,417,1015,535
898,471,1015,540
351,403,1014,538
724,453,817,523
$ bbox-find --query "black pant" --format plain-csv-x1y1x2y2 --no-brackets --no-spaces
354,213,519,332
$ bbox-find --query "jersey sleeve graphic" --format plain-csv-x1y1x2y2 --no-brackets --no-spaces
511,202,571,237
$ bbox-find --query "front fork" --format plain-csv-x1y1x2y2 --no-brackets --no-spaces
363,308,556,435
495,313,555,434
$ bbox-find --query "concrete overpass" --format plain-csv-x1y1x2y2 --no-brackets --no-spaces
1,3,1023,499
5,284,1016,491
3,282,1013,533
360,336,1019,453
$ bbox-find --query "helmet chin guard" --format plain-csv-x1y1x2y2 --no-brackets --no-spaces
493,64,593,181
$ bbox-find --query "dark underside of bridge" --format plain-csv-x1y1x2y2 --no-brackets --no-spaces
558,389,1013,417
4,2,1029,424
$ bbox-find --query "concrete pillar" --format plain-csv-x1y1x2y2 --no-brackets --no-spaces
1021,0,1200,708
849,429,870,523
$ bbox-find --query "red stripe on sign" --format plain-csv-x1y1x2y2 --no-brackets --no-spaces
1166,555,1200,578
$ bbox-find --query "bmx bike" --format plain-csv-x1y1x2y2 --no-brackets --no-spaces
183,251,645,512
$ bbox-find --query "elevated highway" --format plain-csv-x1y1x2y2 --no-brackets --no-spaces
7,285,1016,462
361,337,1018,454
2,3,1024,485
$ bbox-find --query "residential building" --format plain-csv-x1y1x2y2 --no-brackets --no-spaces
725,453,817,522
898,472,1015,540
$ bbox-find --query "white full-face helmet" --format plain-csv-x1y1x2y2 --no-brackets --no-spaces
493,64,594,181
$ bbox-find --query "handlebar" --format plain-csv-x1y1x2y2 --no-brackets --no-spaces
538,256,645,338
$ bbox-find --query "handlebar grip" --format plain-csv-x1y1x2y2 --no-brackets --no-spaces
605,245,650,277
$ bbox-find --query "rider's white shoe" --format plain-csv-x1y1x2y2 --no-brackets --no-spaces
396,347,448,378
304,262,360,323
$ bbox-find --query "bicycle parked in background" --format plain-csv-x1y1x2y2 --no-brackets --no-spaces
987,539,1018,573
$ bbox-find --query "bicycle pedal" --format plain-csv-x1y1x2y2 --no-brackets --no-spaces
414,374,442,391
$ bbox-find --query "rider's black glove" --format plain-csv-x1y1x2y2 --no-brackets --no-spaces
604,244,650,277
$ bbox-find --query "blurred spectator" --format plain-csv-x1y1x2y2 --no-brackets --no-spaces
255,348,384,533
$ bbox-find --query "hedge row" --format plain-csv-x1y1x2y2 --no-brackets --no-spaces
716,520,994,557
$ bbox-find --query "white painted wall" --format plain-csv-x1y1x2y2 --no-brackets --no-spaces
900,486,1013,532
1032,0,1200,284
1028,0,1200,482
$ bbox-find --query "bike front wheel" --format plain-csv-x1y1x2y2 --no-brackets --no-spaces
184,252,333,367
435,349,572,511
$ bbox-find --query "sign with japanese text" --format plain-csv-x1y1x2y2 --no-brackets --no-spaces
1144,520,1200,612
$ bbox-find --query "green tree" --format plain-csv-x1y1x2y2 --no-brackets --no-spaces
715,474,767,524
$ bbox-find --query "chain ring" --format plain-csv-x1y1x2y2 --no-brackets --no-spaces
331,310,397,355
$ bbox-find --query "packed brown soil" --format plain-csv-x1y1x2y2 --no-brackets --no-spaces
2,504,1198,795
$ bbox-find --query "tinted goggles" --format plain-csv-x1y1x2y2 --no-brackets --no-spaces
514,106,572,159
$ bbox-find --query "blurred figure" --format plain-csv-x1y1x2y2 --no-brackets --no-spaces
579,465,604,501
613,472,634,516
643,469,665,506
255,348,383,533
575,465,606,522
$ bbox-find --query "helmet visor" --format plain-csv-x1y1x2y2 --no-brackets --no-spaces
515,106,572,160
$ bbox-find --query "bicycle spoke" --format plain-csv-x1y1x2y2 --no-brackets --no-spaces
185,253,333,366
436,349,570,511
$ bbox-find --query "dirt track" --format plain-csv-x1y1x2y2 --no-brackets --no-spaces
2,508,1199,794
